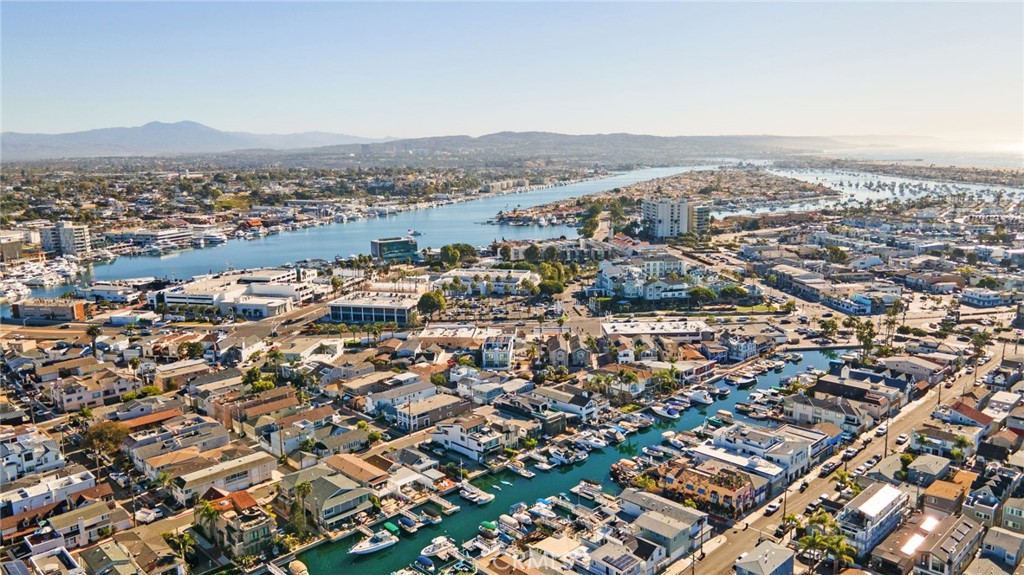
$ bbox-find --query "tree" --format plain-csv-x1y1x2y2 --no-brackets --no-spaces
719,285,748,303
538,280,566,295
128,357,142,380
524,244,541,264
856,321,877,359
499,245,512,261
86,325,103,358
162,532,195,572
439,245,461,268
367,430,383,443
139,385,162,397
242,366,262,386
82,421,129,458
430,373,447,386
291,481,312,536
825,245,849,263
952,435,972,465
193,500,219,537
417,290,447,320
177,341,205,360
824,534,857,575
250,379,275,393
688,286,716,309
266,349,285,377
817,318,839,340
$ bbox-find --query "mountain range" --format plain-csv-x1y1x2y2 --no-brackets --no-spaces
1,121,388,161
1,121,937,164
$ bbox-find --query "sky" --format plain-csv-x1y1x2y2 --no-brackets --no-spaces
2,2,1022,148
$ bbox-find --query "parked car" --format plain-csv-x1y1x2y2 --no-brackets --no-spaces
896,433,910,445
875,425,888,437
764,501,781,516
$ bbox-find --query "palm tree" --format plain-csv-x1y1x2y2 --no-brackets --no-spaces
798,532,829,570
128,357,142,384
162,531,195,574
294,481,312,535
193,499,219,538
824,534,856,575
831,469,851,489
156,471,173,499
952,435,972,466
782,512,804,530
266,349,284,379
86,325,103,358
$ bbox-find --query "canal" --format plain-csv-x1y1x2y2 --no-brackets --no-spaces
298,350,841,575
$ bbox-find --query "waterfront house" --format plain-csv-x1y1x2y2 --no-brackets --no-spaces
783,394,872,435
204,489,274,558
430,415,503,463
531,384,607,423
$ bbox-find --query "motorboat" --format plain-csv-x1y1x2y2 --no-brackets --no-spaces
650,403,681,420
633,414,655,428
642,446,666,458
421,536,455,557
509,464,536,478
548,448,572,466
478,521,500,538
420,510,442,525
509,503,534,525
460,481,495,504
348,530,399,555
529,501,557,519
688,389,715,405
604,428,626,444
399,516,419,533
534,462,553,471
579,432,608,449
408,229,424,236
714,385,731,397
726,374,757,387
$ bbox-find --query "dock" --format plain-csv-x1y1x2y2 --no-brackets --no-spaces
428,494,461,515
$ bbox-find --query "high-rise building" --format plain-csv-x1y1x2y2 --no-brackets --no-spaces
40,221,92,256
642,198,711,238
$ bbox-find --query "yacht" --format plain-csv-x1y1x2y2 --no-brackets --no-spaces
421,536,455,557
407,229,424,236
687,389,715,405
509,464,536,478
460,481,494,504
534,461,553,471
714,385,731,397
548,448,572,466
348,531,399,555
578,432,608,449
509,503,534,525
202,232,228,244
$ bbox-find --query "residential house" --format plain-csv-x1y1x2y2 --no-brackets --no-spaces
25,501,131,554
546,335,592,370
913,516,985,575
531,384,608,423
0,425,64,483
981,528,1024,568
393,394,472,432
204,490,274,558
736,541,795,575
783,394,872,434
169,452,276,506
431,415,503,463
963,466,1023,526
837,483,911,556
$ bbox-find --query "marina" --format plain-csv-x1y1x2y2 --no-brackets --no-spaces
297,350,840,575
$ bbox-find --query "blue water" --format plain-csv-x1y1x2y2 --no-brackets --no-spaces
298,350,842,575
17,166,708,300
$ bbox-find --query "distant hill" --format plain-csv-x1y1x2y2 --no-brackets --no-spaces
1,121,387,161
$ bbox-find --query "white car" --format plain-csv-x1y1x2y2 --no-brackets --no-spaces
875,425,888,437
764,502,781,516
896,433,910,445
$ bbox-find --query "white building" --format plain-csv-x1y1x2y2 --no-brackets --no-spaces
0,425,65,483
40,221,92,256
642,198,710,238
325,292,420,325
481,334,515,370
962,288,1008,308
431,415,503,462
836,483,911,555
1,468,96,515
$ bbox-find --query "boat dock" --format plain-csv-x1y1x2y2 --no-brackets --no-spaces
428,494,461,515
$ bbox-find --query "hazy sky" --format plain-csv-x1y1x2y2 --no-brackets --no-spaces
3,2,1022,146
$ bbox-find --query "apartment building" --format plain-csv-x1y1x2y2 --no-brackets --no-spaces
170,452,276,506
40,221,92,256
837,483,911,556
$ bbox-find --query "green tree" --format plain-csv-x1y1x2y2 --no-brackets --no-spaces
266,349,285,378
817,318,839,339
538,280,566,295
719,285,748,303
825,245,849,263
355,420,368,430
417,290,447,320
193,500,219,537
368,430,383,443
291,481,312,536
688,286,716,309
139,385,162,397
162,532,195,573
499,245,512,261
81,421,129,458
86,325,103,358
242,366,262,386
524,244,541,264
856,321,877,358
250,379,275,393
439,245,461,268
430,372,447,386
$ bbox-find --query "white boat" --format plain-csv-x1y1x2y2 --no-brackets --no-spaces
579,433,608,449
714,385,731,397
688,389,715,405
202,232,228,244
509,464,536,478
420,536,455,557
548,448,572,466
535,462,553,471
513,511,533,525
459,488,480,503
348,531,399,555
529,502,557,519
460,481,495,504
407,229,423,236
651,404,681,420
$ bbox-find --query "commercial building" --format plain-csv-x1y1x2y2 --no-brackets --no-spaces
325,292,420,325
10,298,87,322
370,237,418,261
40,221,92,256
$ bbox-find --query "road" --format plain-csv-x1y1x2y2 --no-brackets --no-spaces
696,359,998,575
